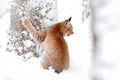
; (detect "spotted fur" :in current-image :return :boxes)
[22,17,74,73]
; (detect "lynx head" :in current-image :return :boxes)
[61,17,74,37]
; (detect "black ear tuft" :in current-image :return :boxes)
[68,16,71,21]
[64,16,72,25]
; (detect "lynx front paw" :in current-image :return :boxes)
[22,18,30,28]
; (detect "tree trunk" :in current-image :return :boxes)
[7,0,57,58]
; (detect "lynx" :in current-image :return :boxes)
[22,17,74,73]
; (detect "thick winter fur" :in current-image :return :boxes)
[22,17,74,73]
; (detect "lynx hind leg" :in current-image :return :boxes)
[65,60,69,70]
[41,56,50,70]
[42,62,49,69]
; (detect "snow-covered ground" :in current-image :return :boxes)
[0,0,92,80]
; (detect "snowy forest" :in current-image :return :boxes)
[0,0,120,80]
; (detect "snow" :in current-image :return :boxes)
[0,0,92,80]
[92,0,120,80]
[23,40,35,48]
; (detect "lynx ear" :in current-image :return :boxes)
[67,16,71,21]
[64,17,72,25]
